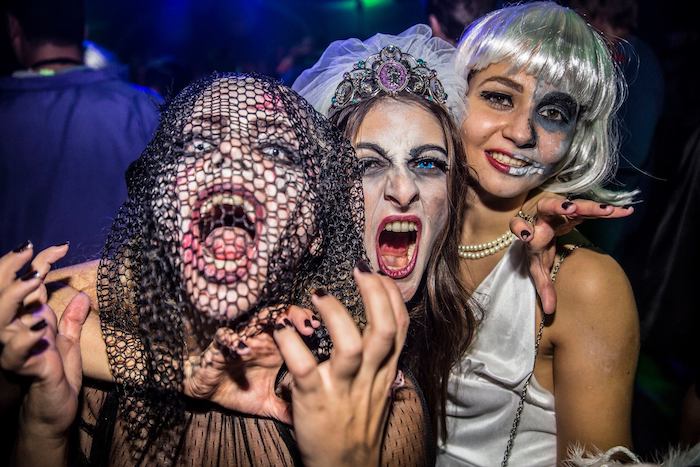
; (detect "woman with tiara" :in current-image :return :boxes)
[438,2,640,465]
[1,73,427,466]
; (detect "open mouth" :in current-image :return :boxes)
[190,184,264,282]
[375,216,421,279]
[486,150,545,177]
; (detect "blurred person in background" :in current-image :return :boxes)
[427,0,496,45]
[0,0,161,265]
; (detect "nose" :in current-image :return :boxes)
[502,109,537,149]
[384,169,419,209]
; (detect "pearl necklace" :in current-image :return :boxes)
[458,231,516,259]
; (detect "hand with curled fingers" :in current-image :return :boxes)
[510,192,634,314]
[183,305,320,424]
[273,261,409,467]
[0,241,90,467]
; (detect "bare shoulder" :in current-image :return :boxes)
[551,247,639,349]
[46,260,99,314]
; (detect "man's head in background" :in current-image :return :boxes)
[5,0,85,68]
[427,0,496,45]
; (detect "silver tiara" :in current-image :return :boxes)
[329,44,448,115]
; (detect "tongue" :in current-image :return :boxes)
[378,232,412,269]
[205,227,250,261]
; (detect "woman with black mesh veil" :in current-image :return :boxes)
[4,73,427,466]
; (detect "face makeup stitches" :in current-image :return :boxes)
[174,79,315,321]
[354,99,449,301]
[462,61,580,198]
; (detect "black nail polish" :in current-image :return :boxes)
[311,287,327,297]
[376,269,388,276]
[304,319,312,328]
[599,204,609,209]
[283,318,293,327]
[53,240,70,247]
[274,322,286,331]
[237,341,247,349]
[623,205,632,209]
[29,339,49,356]
[561,201,573,210]
[520,230,531,239]
[30,319,47,332]
[356,259,372,273]
[311,314,321,323]
[20,270,39,281]
[13,240,32,253]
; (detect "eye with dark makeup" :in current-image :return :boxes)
[536,92,578,125]
[357,156,389,176]
[480,91,513,110]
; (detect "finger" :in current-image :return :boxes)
[0,325,48,372]
[273,325,321,393]
[536,197,577,217]
[57,292,90,342]
[29,243,70,279]
[572,200,634,219]
[311,288,363,380]
[354,268,399,371]
[0,272,42,327]
[510,216,534,242]
[215,327,250,356]
[0,241,34,287]
[279,305,317,336]
[530,257,557,315]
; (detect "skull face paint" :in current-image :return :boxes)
[174,78,317,321]
[461,61,580,199]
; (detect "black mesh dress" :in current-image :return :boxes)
[74,74,431,466]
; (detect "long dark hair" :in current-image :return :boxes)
[331,92,478,444]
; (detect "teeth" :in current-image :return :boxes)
[384,221,418,233]
[201,193,256,223]
[490,151,527,168]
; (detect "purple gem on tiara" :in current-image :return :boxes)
[376,59,409,94]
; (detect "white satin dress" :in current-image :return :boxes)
[437,241,557,467]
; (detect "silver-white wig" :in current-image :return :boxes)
[455,1,638,204]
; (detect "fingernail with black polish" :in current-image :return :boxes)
[30,339,49,356]
[520,230,531,239]
[21,270,39,281]
[53,240,70,247]
[13,240,32,253]
[311,287,327,297]
[274,322,286,331]
[304,319,312,328]
[599,204,609,209]
[623,205,632,209]
[561,201,573,210]
[356,259,372,273]
[30,319,47,332]
[376,269,388,277]
[283,318,293,327]
[237,341,247,350]
[311,314,321,323]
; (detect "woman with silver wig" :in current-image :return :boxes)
[440,2,640,465]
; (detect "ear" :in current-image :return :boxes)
[7,14,23,51]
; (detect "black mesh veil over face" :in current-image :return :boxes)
[97,73,368,463]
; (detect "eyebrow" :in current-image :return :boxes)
[355,142,390,161]
[409,144,447,159]
[479,76,524,93]
[193,113,231,130]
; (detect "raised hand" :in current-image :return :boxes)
[0,242,90,467]
[273,262,408,467]
[183,305,319,423]
[510,194,634,314]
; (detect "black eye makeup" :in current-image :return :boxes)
[534,92,579,131]
[480,91,513,110]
